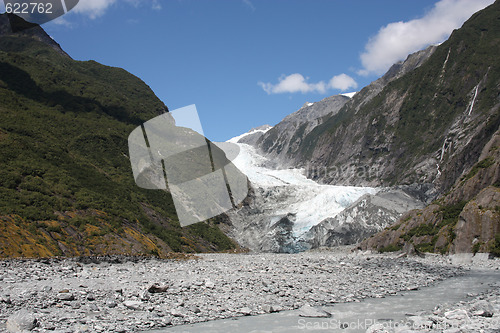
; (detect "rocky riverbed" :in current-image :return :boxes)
[0,250,495,332]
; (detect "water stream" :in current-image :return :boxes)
[150,269,500,333]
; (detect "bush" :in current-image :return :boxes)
[378,244,402,253]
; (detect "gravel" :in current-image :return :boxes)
[0,250,490,332]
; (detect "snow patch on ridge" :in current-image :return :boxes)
[341,92,357,98]
[227,126,273,144]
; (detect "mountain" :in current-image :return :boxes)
[267,2,499,196]
[360,131,499,254]
[228,124,272,146]
[256,95,351,168]
[357,1,500,255]
[230,1,500,255]
[0,14,239,258]
[256,45,437,178]
[221,36,439,253]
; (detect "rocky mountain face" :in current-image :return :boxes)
[256,95,351,168]
[0,14,239,258]
[0,13,70,58]
[281,3,498,196]
[256,45,437,176]
[358,2,500,255]
[301,188,425,249]
[229,2,499,254]
[360,130,499,254]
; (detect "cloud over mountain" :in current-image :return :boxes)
[359,0,494,76]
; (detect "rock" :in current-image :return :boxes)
[189,306,201,313]
[444,309,468,320]
[1,294,12,304]
[365,323,391,333]
[298,304,331,318]
[89,303,99,312]
[262,305,278,313]
[105,299,117,308]
[41,286,52,293]
[205,280,215,289]
[140,290,150,301]
[407,316,433,329]
[169,308,185,317]
[469,300,494,317]
[57,293,75,301]
[123,300,143,310]
[238,307,252,315]
[147,283,169,293]
[6,310,37,332]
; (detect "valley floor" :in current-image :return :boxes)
[0,250,498,332]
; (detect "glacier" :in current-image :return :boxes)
[222,140,378,238]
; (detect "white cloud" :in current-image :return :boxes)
[243,0,255,11]
[359,0,495,76]
[152,0,162,11]
[72,0,161,19]
[73,0,117,19]
[259,73,357,95]
[329,74,358,91]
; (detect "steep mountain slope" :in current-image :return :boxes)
[257,95,350,167]
[287,2,500,197]
[256,45,437,176]
[231,1,500,255]
[360,130,499,254]
[221,31,439,253]
[356,2,500,254]
[0,14,239,258]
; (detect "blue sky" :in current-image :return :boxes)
[1,0,494,141]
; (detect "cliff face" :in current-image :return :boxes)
[263,2,500,202]
[357,1,500,255]
[360,130,499,254]
[257,95,350,168]
[256,45,437,179]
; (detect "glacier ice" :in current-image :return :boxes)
[223,142,378,237]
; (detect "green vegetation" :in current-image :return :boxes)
[464,157,495,180]
[389,223,401,231]
[398,201,467,253]
[472,241,482,254]
[415,242,435,253]
[378,244,402,253]
[0,27,237,256]
[401,223,436,241]
[438,201,467,227]
[490,234,500,257]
